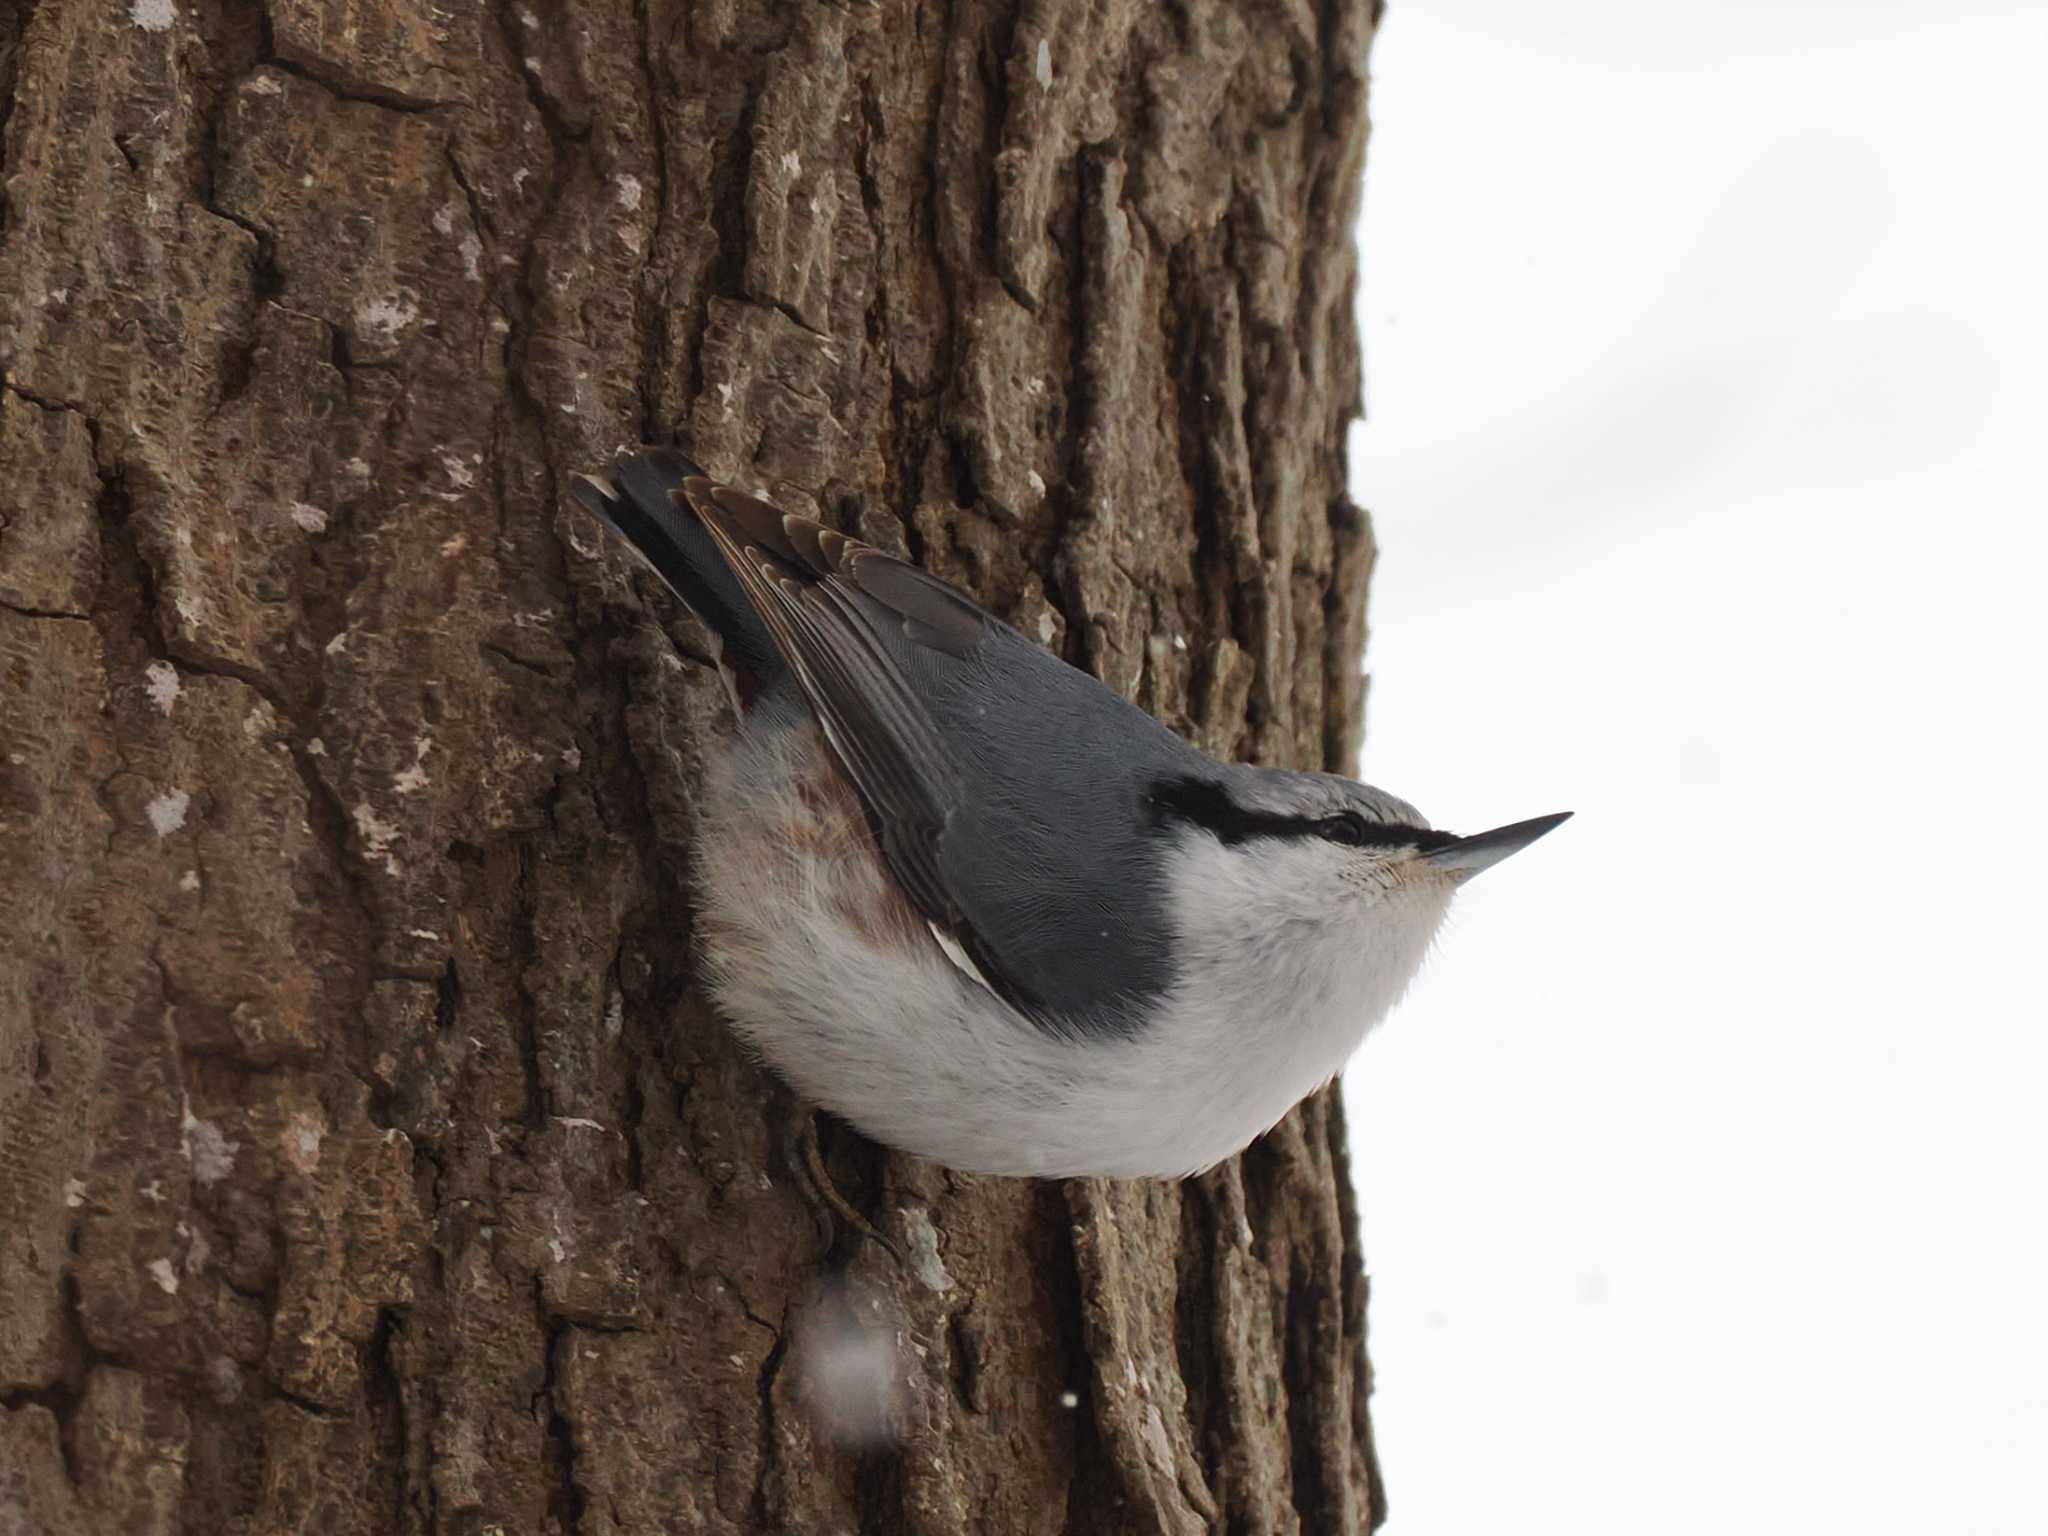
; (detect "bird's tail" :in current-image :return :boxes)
[571,448,784,686]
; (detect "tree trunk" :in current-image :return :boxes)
[0,0,1384,1528]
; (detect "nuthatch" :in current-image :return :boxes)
[573,450,1568,1178]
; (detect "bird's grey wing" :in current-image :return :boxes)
[680,476,1182,1031]
[682,480,970,932]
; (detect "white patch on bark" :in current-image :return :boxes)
[284,1111,324,1173]
[614,173,642,210]
[182,1108,238,1186]
[1035,38,1053,89]
[146,1258,180,1294]
[144,660,181,714]
[353,292,420,344]
[352,804,404,875]
[130,0,175,30]
[288,501,329,533]
[899,1208,953,1294]
[146,790,190,837]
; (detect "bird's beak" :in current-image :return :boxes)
[1420,811,1573,880]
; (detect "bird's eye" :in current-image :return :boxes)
[1320,814,1369,847]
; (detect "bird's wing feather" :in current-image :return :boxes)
[586,457,1193,1032]
[680,478,1076,1017]
[569,450,784,681]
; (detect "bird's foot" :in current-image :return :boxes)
[789,1114,904,1267]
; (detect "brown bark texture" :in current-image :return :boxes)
[0,0,1386,1528]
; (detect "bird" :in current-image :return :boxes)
[571,448,1568,1180]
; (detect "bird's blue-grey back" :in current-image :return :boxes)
[880,617,1212,1029]
[577,452,1216,1035]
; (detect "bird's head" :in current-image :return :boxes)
[1148,768,1570,999]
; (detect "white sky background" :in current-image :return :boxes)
[1339,3,2048,1532]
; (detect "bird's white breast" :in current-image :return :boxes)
[691,702,1448,1177]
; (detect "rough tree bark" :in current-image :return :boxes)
[0,0,1386,1528]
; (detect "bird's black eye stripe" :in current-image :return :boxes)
[1148,776,1451,851]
